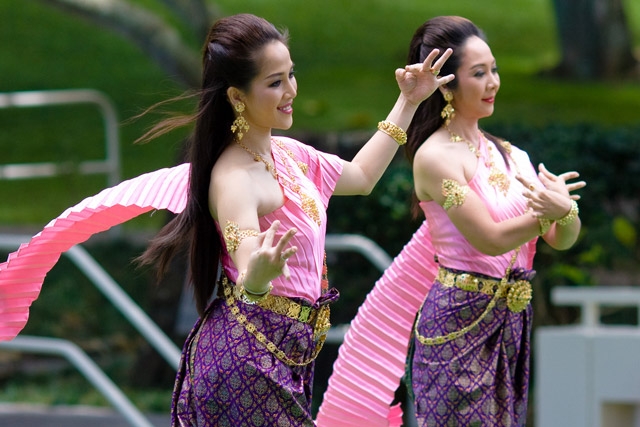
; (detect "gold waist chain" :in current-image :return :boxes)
[222,277,330,366]
[415,248,532,346]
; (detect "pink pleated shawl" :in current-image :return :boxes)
[0,163,190,341]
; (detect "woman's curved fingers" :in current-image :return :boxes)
[261,220,280,248]
[574,180,587,189]
[567,181,587,192]
[431,47,453,70]
[273,227,297,252]
[515,174,537,195]
[437,73,456,86]
[419,48,441,71]
[557,171,580,182]
[416,48,455,85]
[281,261,292,280]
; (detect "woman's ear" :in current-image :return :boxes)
[438,86,449,97]
[226,87,245,108]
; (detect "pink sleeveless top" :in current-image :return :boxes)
[420,137,539,278]
[218,136,343,304]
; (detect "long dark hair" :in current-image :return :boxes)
[404,16,508,216]
[136,14,289,315]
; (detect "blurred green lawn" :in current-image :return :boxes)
[0,0,639,226]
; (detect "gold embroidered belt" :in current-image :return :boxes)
[414,267,533,346]
[437,267,532,313]
[221,277,332,366]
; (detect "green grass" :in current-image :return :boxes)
[1,0,639,226]
[0,370,171,413]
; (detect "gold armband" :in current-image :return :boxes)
[557,200,579,226]
[442,179,469,210]
[223,221,259,252]
[377,120,407,145]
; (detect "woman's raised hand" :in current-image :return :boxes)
[242,220,297,290]
[396,48,455,106]
[537,163,586,201]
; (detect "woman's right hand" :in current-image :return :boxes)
[518,163,586,221]
[396,48,455,106]
[242,220,297,292]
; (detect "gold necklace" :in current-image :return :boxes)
[446,126,511,195]
[234,138,320,225]
[235,139,277,180]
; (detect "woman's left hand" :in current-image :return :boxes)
[396,48,455,106]
[537,163,586,201]
[517,163,586,220]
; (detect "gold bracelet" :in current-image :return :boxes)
[557,200,579,226]
[538,218,552,235]
[237,272,273,304]
[242,283,273,304]
[377,120,407,145]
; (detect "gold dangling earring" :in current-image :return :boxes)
[441,91,455,127]
[231,102,250,141]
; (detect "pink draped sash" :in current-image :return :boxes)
[316,221,438,426]
[0,163,190,341]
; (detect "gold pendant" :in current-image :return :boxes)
[488,168,510,195]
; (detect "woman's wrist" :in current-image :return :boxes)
[238,271,273,303]
[387,94,419,126]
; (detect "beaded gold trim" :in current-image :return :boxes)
[557,200,579,226]
[222,277,330,366]
[442,179,469,210]
[415,248,532,346]
[272,139,320,225]
[273,139,309,175]
[377,120,407,145]
[223,221,259,252]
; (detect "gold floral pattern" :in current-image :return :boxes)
[223,220,259,252]
[442,179,469,210]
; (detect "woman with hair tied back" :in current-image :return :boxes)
[316,15,586,427]
[133,13,454,426]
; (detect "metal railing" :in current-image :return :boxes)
[0,235,180,426]
[0,89,120,187]
[552,286,640,328]
[0,336,155,427]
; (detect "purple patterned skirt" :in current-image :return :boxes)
[410,269,533,427]
[171,285,339,427]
